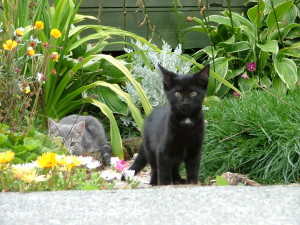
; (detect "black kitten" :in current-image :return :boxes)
[124,64,209,185]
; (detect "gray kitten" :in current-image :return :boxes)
[48,115,112,165]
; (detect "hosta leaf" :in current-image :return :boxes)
[247,1,265,25]
[266,1,293,31]
[260,76,272,88]
[211,57,229,94]
[274,57,297,90]
[238,76,259,92]
[272,76,287,94]
[257,40,279,55]
[219,41,250,53]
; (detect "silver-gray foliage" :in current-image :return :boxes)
[124,41,193,108]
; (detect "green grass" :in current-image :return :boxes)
[201,88,300,184]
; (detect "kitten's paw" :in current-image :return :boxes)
[187,180,198,185]
[149,181,158,186]
[121,174,126,181]
[174,178,186,185]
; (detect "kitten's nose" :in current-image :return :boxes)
[182,99,190,106]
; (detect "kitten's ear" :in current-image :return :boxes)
[158,64,177,90]
[193,64,210,87]
[72,121,85,136]
[48,118,61,135]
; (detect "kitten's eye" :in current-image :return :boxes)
[70,142,76,147]
[174,92,182,97]
[190,91,197,97]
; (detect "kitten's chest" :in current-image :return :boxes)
[167,123,203,145]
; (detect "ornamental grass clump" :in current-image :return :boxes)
[201,89,300,184]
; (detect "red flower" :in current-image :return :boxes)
[247,62,256,72]
[233,91,240,97]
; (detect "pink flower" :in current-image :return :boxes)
[241,73,249,79]
[233,91,240,97]
[114,160,129,172]
[247,62,256,72]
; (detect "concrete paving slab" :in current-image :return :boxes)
[0,185,300,225]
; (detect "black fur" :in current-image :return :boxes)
[124,64,209,185]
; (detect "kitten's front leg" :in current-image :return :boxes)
[157,151,172,185]
[185,155,201,184]
[102,144,112,166]
[172,162,186,184]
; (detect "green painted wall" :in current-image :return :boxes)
[77,0,247,50]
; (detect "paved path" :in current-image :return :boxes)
[1,185,300,225]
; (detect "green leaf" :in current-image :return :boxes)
[272,76,287,94]
[92,81,144,132]
[258,51,270,73]
[82,185,100,190]
[0,124,10,130]
[257,40,279,55]
[185,26,206,33]
[219,41,250,53]
[97,54,152,116]
[212,57,229,94]
[87,87,128,115]
[25,153,39,162]
[12,145,27,155]
[274,57,297,90]
[98,60,129,82]
[228,12,254,31]
[238,76,259,92]
[269,23,300,41]
[216,176,229,186]
[23,137,41,151]
[179,55,241,95]
[266,1,293,32]
[88,99,124,159]
[247,5,258,24]
[209,14,240,27]
[11,157,24,164]
[282,5,297,26]
[200,46,221,58]
[264,0,284,14]
[279,42,300,58]
[0,133,8,145]
[260,76,272,88]
[204,96,221,107]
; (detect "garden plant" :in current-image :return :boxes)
[187,0,300,96]
[0,0,299,192]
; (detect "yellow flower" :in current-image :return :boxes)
[50,52,59,61]
[0,150,15,164]
[3,40,18,51]
[37,152,58,168]
[56,155,83,170]
[15,28,24,37]
[50,29,61,39]
[21,85,30,94]
[35,21,44,30]
[26,47,35,56]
